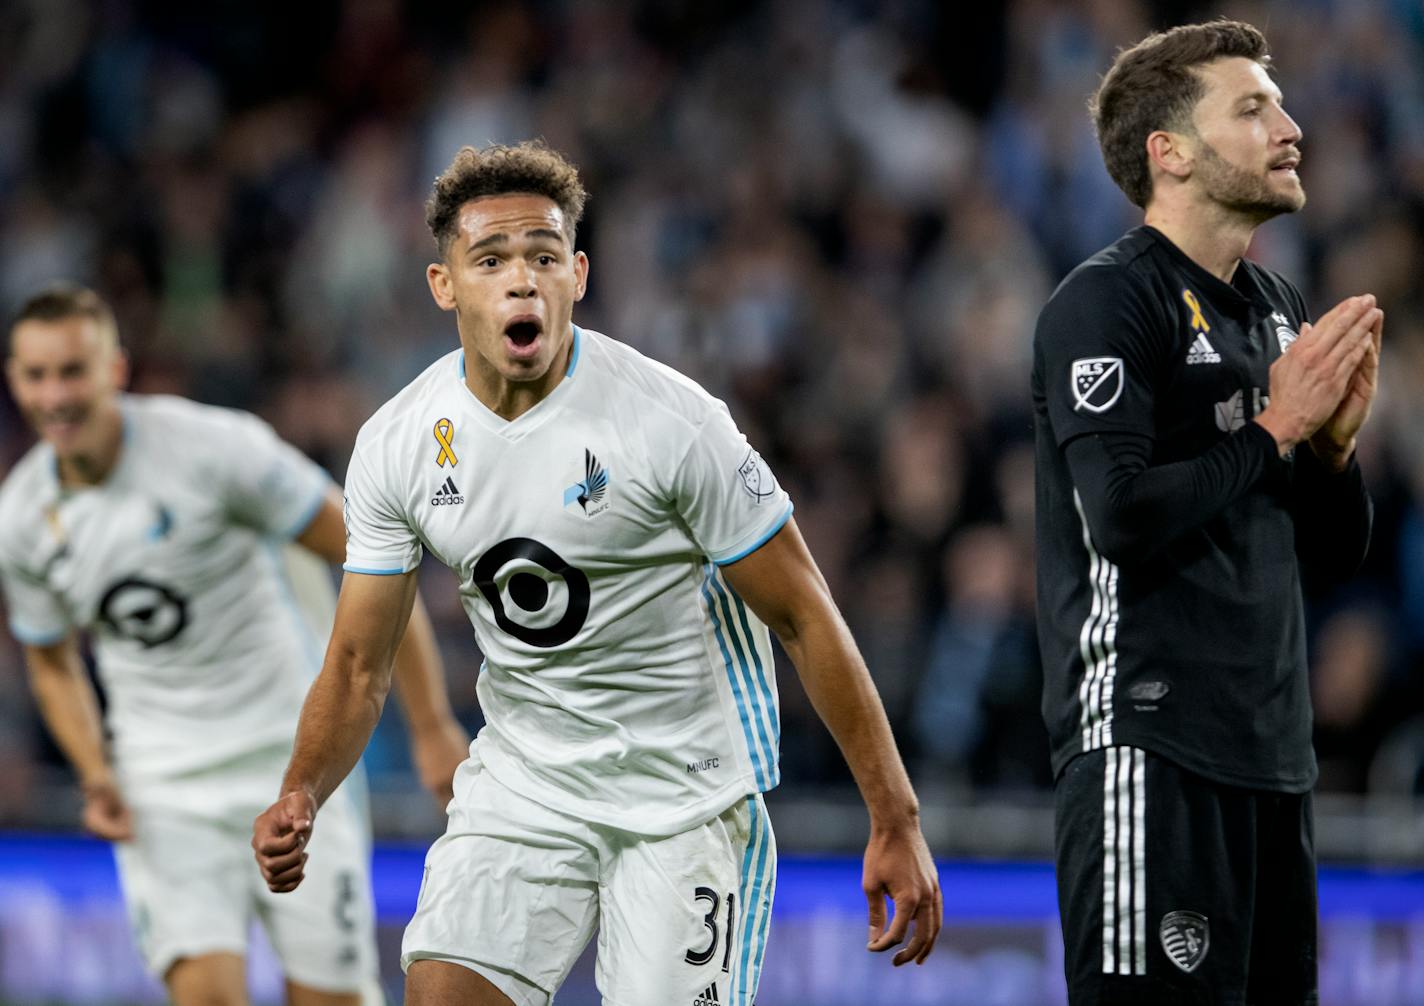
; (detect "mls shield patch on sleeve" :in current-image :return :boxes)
[1071,357,1124,413]
[737,449,777,502]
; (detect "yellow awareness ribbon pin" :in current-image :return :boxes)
[433,418,458,467]
[1182,289,1210,332]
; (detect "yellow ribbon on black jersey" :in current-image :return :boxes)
[1182,289,1211,333]
[433,418,458,468]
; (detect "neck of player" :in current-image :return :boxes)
[463,329,574,422]
[1144,199,1258,285]
[56,406,123,487]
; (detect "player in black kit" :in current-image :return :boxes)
[1032,21,1380,1006]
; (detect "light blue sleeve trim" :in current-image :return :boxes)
[342,564,411,576]
[9,620,70,646]
[712,501,795,567]
[566,325,582,376]
[280,484,330,541]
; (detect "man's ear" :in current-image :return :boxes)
[573,251,589,302]
[427,261,456,311]
[112,348,130,390]
[1147,129,1194,183]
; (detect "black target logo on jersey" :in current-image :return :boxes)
[97,576,189,648]
[472,538,589,648]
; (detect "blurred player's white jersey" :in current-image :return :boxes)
[0,394,332,784]
[343,327,792,835]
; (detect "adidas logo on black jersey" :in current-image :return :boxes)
[1185,333,1221,365]
[430,476,464,506]
[693,982,721,1005]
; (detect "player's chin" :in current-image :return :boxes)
[1268,173,1306,209]
[500,356,557,383]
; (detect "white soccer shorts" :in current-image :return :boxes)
[401,751,776,1006]
[113,747,379,993]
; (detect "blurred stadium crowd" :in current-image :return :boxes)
[2,0,1424,829]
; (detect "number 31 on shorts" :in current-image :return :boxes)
[684,886,735,971]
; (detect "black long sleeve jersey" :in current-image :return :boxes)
[1032,226,1372,792]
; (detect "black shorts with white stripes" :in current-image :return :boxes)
[1054,746,1318,1006]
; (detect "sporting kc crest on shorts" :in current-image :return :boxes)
[1071,357,1124,413]
[1160,910,1210,973]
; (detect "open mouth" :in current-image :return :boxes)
[504,317,543,353]
[42,411,86,436]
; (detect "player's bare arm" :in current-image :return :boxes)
[720,517,942,967]
[295,490,469,803]
[23,636,133,841]
[253,568,419,892]
[1253,294,1380,458]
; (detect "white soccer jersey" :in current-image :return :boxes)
[0,395,333,783]
[343,327,792,836]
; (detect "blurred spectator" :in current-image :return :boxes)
[1311,604,1402,793]
[913,524,1046,789]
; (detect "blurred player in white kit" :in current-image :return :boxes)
[252,141,941,1006]
[0,284,470,1006]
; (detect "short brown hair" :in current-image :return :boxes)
[9,283,119,353]
[425,140,589,258]
[1091,20,1270,208]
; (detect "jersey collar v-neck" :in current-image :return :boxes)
[48,394,138,496]
[453,325,585,440]
[1142,225,1274,322]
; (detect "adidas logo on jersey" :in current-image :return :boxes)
[693,982,721,1005]
[430,476,464,506]
[1185,333,1221,365]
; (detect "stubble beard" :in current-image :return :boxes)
[1195,139,1306,223]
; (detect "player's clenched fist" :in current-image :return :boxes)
[252,790,317,893]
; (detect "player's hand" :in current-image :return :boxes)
[410,719,471,806]
[863,818,942,966]
[252,790,317,893]
[80,775,133,842]
[1255,295,1379,453]
[1310,305,1382,470]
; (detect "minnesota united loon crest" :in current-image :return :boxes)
[563,449,611,516]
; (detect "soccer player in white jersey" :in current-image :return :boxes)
[253,141,942,1006]
[0,284,471,1006]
